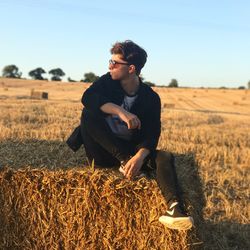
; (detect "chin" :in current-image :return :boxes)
[110,74,120,80]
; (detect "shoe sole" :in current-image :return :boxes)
[159,215,194,230]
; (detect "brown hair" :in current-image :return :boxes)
[110,40,147,75]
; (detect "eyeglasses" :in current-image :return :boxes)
[109,59,129,66]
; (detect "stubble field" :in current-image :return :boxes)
[0,78,249,249]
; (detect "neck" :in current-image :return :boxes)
[120,74,140,95]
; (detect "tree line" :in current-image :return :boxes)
[1,64,100,83]
[1,64,163,86]
[3,64,249,89]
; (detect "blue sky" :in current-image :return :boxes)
[0,0,249,87]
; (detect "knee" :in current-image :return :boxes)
[81,108,95,124]
[156,150,174,164]
[81,109,104,130]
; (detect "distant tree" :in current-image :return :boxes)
[139,75,155,86]
[238,86,245,89]
[168,79,178,88]
[82,72,99,82]
[68,77,77,82]
[248,81,250,89]
[144,81,155,87]
[2,64,22,78]
[49,68,65,81]
[29,67,46,80]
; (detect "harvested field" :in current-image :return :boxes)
[0,78,249,249]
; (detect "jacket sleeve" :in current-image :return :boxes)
[136,92,161,152]
[66,125,83,152]
[81,74,111,115]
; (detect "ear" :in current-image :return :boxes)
[128,65,136,74]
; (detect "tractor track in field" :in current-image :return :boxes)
[163,107,250,117]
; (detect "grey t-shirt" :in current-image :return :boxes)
[105,94,138,140]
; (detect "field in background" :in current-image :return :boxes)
[0,78,249,249]
[1,78,250,114]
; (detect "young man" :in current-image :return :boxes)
[67,40,194,230]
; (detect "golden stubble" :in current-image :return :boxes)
[0,78,249,249]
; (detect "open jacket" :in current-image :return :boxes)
[67,72,161,153]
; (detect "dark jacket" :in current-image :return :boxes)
[67,72,161,153]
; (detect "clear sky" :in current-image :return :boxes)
[0,0,249,87]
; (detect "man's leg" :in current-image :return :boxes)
[153,151,180,204]
[150,150,194,230]
[81,121,119,167]
[81,109,133,166]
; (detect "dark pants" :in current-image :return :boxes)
[81,109,180,205]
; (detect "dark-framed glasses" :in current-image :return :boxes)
[109,59,129,66]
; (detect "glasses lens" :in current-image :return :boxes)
[109,59,129,66]
[109,59,115,65]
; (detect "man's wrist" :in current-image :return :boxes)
[116,106,125,116]
[135,148,150,160]
[101,102,123,116]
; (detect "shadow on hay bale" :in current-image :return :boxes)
[0,139,87,169]
[0,152,205,250]
[30,89,48,100]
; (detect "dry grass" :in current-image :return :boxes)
[0,78,249,249]
[0,167,201,249]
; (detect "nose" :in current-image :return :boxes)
[109,63,114,70]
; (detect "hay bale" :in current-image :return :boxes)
[0,167,197,249]
[207,115,224,124]
[163,103,175,109]
[31,89,48,100]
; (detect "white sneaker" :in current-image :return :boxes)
[159,202,194,230]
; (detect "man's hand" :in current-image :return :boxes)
[100,102,141,130]
[123,155,144,179]
[118,109,141,130]
[123,148,150,179]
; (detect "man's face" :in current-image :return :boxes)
[109,54,131,81]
